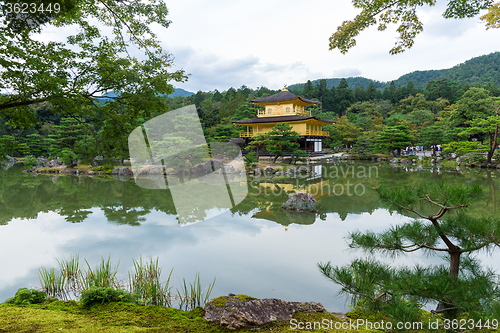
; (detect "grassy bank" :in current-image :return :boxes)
[0,301,374,333]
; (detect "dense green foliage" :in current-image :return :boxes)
[80,287,137,308]
[4,288,48,305]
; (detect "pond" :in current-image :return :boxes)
[1,162,499,312]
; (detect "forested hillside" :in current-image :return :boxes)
[2,49,500,166]
[290,77,386,90]
[2,72,500,165]
[291,52,500,91]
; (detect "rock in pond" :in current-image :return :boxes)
[264,166,275,174]
[204,294,325,330]
[112,167,133,175]
[297,165,309,174]
[281,192,316,212]
[22,166,38,173]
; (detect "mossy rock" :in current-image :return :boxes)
[209,294,258,307]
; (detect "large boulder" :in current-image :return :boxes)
[264,166,275,174]
[112,167,133,175]
[204,294,325,330]
[282,192,316,212]
[22,166,38,173]
[217,164,236,174]
[191,160,224,175]
[297,165,309,174]
[139,166,164,175]
[48,157,63,167]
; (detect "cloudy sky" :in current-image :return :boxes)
[36,0,500,93]
[154,0,500,93]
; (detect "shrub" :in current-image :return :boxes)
[80,287,137,307]
[461,152,487,164]
[60,148,77,167]
[4,288,47,305]
[493,150,500,161]
[243,151,258,169]
[22,155,38,166]
[91,165,115,173]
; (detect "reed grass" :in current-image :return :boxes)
[38,267,66,298]
[36,255,215,309]
[80,255,119,290]
[56,255,80,295]
[176,273,216,311]
[128,256,173,307]
[57,255,79,281]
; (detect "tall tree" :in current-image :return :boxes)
[314,79,328,108]
[366,82,378,100]
[0,0,187,160]
[353,85,367,102]
[233,101,258,121]
[302,80,314,99]
[387,81,397,104]
[334,79,355,116]
[406,81,417,97]
[426,79,459,103]
[449,87,492,127]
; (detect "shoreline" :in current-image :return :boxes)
[17,153,500,177]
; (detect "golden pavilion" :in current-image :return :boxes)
[232,87,334,152]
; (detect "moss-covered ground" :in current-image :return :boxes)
[2,301,500,332]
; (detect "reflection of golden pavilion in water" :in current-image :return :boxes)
[232,87,334,152]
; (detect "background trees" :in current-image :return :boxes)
[1,40,499,164]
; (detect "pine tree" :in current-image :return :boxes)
[366,82,377,100]
[302,80,315,99]
[49,117,86,167]
[377,124,412,156]
[335,79,355,116]
[318,182,500,321]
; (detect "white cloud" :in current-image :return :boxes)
[332,68,362,77]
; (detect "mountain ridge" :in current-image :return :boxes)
[289,51,500,91]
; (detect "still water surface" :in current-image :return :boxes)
[0,163,499,311]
